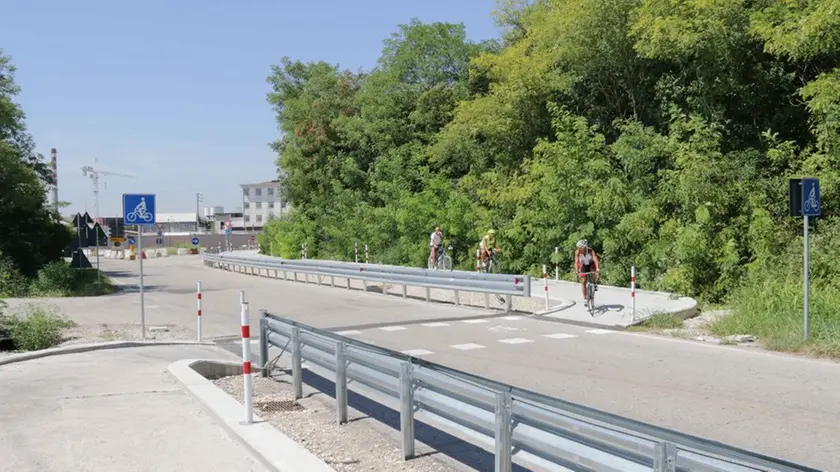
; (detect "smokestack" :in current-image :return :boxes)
[50,148,58,212]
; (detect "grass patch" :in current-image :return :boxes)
[709,274,840,358]
[628,312,684,331]
[1,304,76,351]
[28,262,117,297]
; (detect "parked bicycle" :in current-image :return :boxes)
[428,245,454,271]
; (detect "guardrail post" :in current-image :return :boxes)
[331,275,335,287]
[484,293,490,309]
[454,290,460,305]
[402,284,407,299]
[494,391,512,472]
[291,327,302,400]
[505,297,512,313]
[654,442,677,472]
[259,310,268,378]
[425,287,430,302]
[400,362,415,459]
[335,341,348,424]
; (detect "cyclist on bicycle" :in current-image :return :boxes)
[480,229,499,267]
[574,239,600,300]
[430,226,443,265]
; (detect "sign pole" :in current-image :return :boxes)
[138,227,146,340]
[803,214,809,341]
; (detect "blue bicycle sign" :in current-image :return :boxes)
[802,178,820,217]
[123,194,156,225]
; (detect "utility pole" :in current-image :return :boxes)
[195,192,203,233]
[81,161,135,279]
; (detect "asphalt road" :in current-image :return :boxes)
[15,255,837,471]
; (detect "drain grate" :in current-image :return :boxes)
[254,400,304,412]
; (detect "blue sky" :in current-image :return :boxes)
[2,0,499,217]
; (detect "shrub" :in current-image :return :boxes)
[7,304,75,351]
[0,254,29,297]
[29,261,77,296]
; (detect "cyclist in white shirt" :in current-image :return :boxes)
[574,239,601,300]
[430,227,443,266]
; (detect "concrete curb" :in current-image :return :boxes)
[0,340,215,367]
[167,359,336,472]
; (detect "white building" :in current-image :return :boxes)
[241,180,289,229]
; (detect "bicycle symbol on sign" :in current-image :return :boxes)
[126,197,154,223]
[804,186,820,214]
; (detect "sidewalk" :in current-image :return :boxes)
[0,344,266,472]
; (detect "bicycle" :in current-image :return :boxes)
[578,271,597,315]
[428,245,453,271]
[480,250,500,274]
[126,208,153,223]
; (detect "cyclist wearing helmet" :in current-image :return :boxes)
[574,239,600,300]
[480,229,498,266]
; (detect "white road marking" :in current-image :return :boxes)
[451,343,486,350]
[498,338,534,344]
[335,330,363,335]
[543,333,578,340]
[500,316,523,321]
[585,329,616,335]
[401,349,434,356]
[461,319,489,324]
[422,322,450,327]
[379,326,407,332]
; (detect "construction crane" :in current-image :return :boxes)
[81,160,136,225]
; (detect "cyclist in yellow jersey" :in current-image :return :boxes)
[480,229,498,266]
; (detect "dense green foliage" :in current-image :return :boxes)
[0,51,72,289]
[263,1,838,310]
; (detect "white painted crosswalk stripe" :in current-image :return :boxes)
[401,349,434,356]
[335,330,363,335]
[585,329,616,335]
[379,326,407,331]
[451,343,486,350]
[461,319,489,324]
[500,316,523,321]
[498,338,534,344]
[422,322,450,327]
[543,333,578,340]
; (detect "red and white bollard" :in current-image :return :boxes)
[196,281,203,342]
[554,247,559,280]
[241,300,253,424]
[631,266,637,321]
[543,264,549,310]
[354,242,358,263]
[364,244,369,264]
[476,249,481,272]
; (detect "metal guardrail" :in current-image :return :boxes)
[257,312,818,472]
[202,252,531,311]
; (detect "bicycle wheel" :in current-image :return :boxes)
[587,280,595,315]
[126,212,137,223]
[442,255,453,271]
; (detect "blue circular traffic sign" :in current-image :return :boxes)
[128,236,136,245]
[191,237,199,246]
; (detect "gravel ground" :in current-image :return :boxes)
[213,373,465,472]
[652,310,758,346]
[59,323,196,345]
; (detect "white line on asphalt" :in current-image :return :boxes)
[450,343,486,350]
[500,316,523,321]
[422,322,450,327]
[335,330,363,335]
[543,333,578,340]
[401,349,434,356]
[461,319,489,324]
[379,326,408,331]
[585,329,616,335]
[498,338,534,344]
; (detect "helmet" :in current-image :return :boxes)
[576,239,588,249]
[488,229,496,234]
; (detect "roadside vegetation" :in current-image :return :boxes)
[0,303,75,351]
[257,1,839,356]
